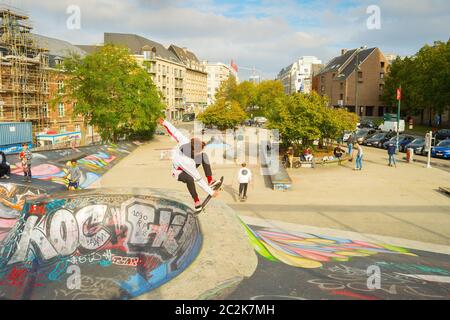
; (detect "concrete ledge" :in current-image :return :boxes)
[135,189,258,300]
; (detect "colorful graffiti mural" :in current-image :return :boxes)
[0,190,201,300]
[7,142,138,189]
[243,224,417,269]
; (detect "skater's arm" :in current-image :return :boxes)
[160,119,190,145]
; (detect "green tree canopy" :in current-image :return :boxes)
[197,99,247,130]
[53,44,165,142]
[382,40,450,125]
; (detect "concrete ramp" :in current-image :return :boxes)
[0,189,201,300]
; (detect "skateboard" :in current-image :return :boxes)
[196,176,224,214]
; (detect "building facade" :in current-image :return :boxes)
[0,8,94,146]
[104,33,187,120]
[205,62,238,105]
[314,47,390,118]
[277,56,323,95]
[168,45,207,115]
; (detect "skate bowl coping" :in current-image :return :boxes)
[0,188,202,300]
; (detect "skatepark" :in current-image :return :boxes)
[1,130,450,300]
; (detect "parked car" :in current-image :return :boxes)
[254,117,267,126]
[404,137,426,155]
[364,132,395,148]
[357,119,375,129]
[431,139,450,159]
[382,135,415,150]
[354,128,377,144]
[342,131,353,143]
[433,129,450,143]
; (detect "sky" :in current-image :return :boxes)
[4,0,450,80]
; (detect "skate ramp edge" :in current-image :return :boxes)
[0,188,202,300]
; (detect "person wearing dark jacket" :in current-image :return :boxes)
[0,151,11,179]
[387,143,397,167]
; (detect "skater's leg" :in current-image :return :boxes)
[178,171,199,201]
[243,183,248,198]
[196,152,216,185]
[239,183,244,198]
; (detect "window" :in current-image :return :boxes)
[42,103,49,118]
[380,72,385,79]
[381,62,385,68]
[332,73,336,78]
[379,84,385,91]
[60,125,67,133]
[378,106,385,117]
[143,51,150,60]
[321,85,325,92]
[57,80,64,94]
[340,82,344,90]
[58,103,65,117]
[21,106,29,119]
[75,124,81,132]
[340,93,344,100]
[321,76,324,82]
[358,71,363,79]
[365,106,374,117]
[43,80,48,93]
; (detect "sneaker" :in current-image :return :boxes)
[209,179,221,189]
[4,175,10,180]
[194,200,202,213]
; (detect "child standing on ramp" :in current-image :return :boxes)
[159,118,221,213]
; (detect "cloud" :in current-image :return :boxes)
[6,0,449,79]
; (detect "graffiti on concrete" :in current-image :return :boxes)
[307,263,450,299]
[8,143,137,189]
[0,183,46,217]
[0,191,201,300]
[244,224,416,269]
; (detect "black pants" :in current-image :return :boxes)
[23,165,32,178]
[178,153,212,201]
[0,164,10,177]
[239,183,248,198]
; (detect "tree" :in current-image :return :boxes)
[267,91,358,149]
[267,92,325,148]
[234,81,257,113]
[256,80,285,118]
[382,40,450,125]
[52,44,165,142]
[197,99,247,130]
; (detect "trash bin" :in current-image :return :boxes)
[406,148,414,163]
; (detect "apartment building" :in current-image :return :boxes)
[205,62,238,105]
[168,45,207,115]
[104,33,187,120]
[0,7,93,146]
[30,34,90,140]
[277,56,323,95]
[314,47,390,117]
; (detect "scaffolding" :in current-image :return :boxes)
[0,5,49,137]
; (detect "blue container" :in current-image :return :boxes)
[0,122,33,146]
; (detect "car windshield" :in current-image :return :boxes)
[356,130,369,137]
[437,140,450,147]
[371,133,384,139]
[411,138,424,144]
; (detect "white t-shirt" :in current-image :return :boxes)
[238,167,252,184]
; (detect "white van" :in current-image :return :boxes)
[379,120,405,133]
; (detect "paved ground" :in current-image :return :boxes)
[95,123,450,299]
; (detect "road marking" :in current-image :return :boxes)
[239,215,450,256]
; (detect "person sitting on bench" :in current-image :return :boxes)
[333,144,346,163]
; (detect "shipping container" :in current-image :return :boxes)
[0,122,33,146]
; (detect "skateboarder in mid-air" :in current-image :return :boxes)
[159,118,221,213]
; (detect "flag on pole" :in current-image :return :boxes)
[396,87,402,101]
[231,60,238,73]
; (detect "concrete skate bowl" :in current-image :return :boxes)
[6,142,140,189]
[0,189,202,300]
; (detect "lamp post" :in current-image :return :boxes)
[396,86,402,151]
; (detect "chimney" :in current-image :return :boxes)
[341,49,347,55]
